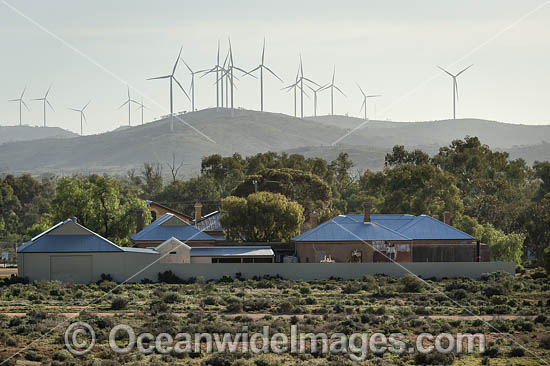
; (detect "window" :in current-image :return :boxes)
[253,258,273,263]
[170,251,177,255]
[243,258,254,263]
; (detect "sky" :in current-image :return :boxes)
[0,0,549,135]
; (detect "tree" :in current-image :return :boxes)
[534,161,550,199]
[52,175,150,245]
[140,163,163,198]
[0,178,21,238]
[220,192,304,242]
[232,168,331,221]
[166,153,185,183]
[154,176,221,217]
[201,153,246,196]
[385,145,430,167]
[359,163,463,216]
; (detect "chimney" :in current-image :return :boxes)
[443,211,451,225]
[194,201,203,223]
[363,202,371,223]
[135,208,144,233]
[71,216,78,224]
[310,211,320,228]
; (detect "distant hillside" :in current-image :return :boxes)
[1,109,549,177]
[309,116,550,149]
[0,126,77,145]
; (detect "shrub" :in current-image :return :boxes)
[540,335,550,349]
[24,350,43,362]
[203,296,219,306]
[162,292,182,304]
[224,297,243,313]
[401,274,424,292]
[482,346,499,358]
[278,301,296,314]
[111,296,128,310]
[342,282,362,294]
[299,286,312,295]
[509,347,525,357]
[52,350,71,361]
[202,352,241,366]
[305,296,317,305]
[483,282,508,298]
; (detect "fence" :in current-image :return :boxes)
[0,239,19,266]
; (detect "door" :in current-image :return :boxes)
[50,255,93,283]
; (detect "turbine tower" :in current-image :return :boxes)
[320,66,346,116]
[282,56,317,119]
[117,86,139,126]
[69,101,91,136]
[306,83,327,117]
[218,38,250,110]
[9,87,29,126]
[135,98,149,125]
[437,64,473,120]
[31,85,54,127]
[147,46,190,132]
[243,38,283,112]
[357,84,381,121]
[181,58,208,112]
[202,40,223,109]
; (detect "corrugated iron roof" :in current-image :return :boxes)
[130,213,215,242]
[194,211,223,232]
[294,213,473,242]
[190,246,274,257]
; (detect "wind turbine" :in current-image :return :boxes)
[181,58,208,112]
[147,46,190,131]
[306,83,327,117]
[69,101,91,136]
[357,84,381,121]
[9,87,29,126]
[117,86,139,126]
[243,38,283,112]
[202,40,223,108]
[31,85,54,127]
[135,98,149,125]
[319,66,346,116]
[437,64,473,120]
[282,56,317,118]
[218,38,250,110]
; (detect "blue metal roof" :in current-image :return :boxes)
[131,213,215,242]
[294,213,473,242]
[190,246,274,257]
[293,216,411,242]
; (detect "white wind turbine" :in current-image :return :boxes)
[357,84,381,121]
[437,64,473,120]
[319,66,346,116]
[147,46,190,131]
[69,101,91,136]
[9,87,29,126]
[31,85,54,127]
[180,58,209,112]
[117,86,139,126]
[282,56,318,119]
[135,98,149,125]
[242,38,283,112]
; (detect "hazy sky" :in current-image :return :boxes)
[1,0,549,135]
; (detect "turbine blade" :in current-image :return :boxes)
[172,46,183,75]
[22,100,30,111]
[454,80,459,100]
[242,65,260,77]
[456,64,474,77]
[356,83,366,97]
[367,95,382,98]
[181,58,193,73]
[117,100,130,109]
[303,77,320,87]
[261,37,265,64]
[68,108,80,112]
[173,76,191,101]
[263,65,283,82]
[437,65,454,77]
[20,86,26,99]
[46,99,55,111]
[45,84,52,97]
[83,112,88,125]
[147,75,171,80]
[360,100,365,113]
[332,65,336,83]
[334,85,346,97]
[83,100,91,110]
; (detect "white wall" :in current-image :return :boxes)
[18,252,515,283]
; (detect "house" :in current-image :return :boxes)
[293,205,489,263]
[156,237,274,263]
[131,213,216,248]
[145,200,193,223]
[17,218,157,283]
[194,210,225,241]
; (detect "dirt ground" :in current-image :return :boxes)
[0,267,17,277]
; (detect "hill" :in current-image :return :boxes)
[1,109,549,177]
[0,125,77,145]
[309,116,550,148]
